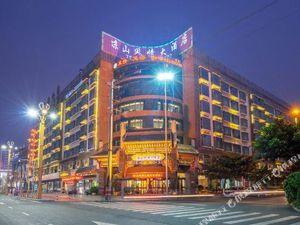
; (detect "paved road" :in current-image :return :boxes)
[0,195,299,225]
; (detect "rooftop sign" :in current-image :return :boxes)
[101,28,193,59]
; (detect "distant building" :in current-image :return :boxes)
[33,28,289,195]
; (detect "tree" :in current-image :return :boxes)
[205,152,255,181]
[254,118,300,162]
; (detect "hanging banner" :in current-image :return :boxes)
[101,27,193,59]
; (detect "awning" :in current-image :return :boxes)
[125,165,167,179]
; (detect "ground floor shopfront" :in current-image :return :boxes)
[60,166,97,194]
[92,141,200,195]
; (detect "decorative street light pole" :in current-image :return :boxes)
[157,72,174,195]
[27,102,57,199]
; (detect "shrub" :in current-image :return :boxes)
[90,186,99,194]
[283,172,300,209]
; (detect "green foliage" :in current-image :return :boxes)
[90,186,99,194]
[205,153,255,180]
[254,118,300,161]
[283,172,300,209]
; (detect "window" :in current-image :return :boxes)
[232,129,240,138]
[153,118,163,129]
[241,132,249,141]
[240,104,247,114]
[211,73,220,85]
[213,121,222,132]
[168,103,181,113]
[88,104,95,116]
[231,100,239,111]
[233,144,241,153]
[89,88,95,101]
[200,68,209,80]
[212,105,222,117]
[120,102,144,112]
[214,137,223,149]
[241,118,248,128]
[223,111,230,122]
[239,91,246,101]
[88,121,95,133]
[130,119,143,129]
[201,118,211,130]
[201,84,209,97]
[212,90,222,102]
[202,135,211,146]
[224,126,231,136]
[88,137,94,149]
[231,115,240,125]
[221,82,229,92]
[222,96,230,107]
[242,146,250,155]
[230,86,238,97]
[224,142,232,151]
[200,101,210,113]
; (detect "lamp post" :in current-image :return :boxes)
[106,79,115,201]
[1,142,15,195]
[27,102,57,199]
[157,72,174,195]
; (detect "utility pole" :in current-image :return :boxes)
[106,79,115,201]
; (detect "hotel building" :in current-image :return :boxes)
[33,28,289,194]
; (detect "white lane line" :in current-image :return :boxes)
[188,211,244,220]
[92,221,117,225]
[289,223,300,225]
[175,209,221,217]
[249,216,300,225]
[8,206,13,209]
[133,206,191,212]
[213,212,260,221]
[150,207,198,214]
[22,212,30,216]
[162,209,213,216]
[31,200,41,204]
[224,214,279,224]
[0,202,5,205]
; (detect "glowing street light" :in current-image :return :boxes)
[156,71,174,195]
[291,107,300,125]
[27,102,57,199]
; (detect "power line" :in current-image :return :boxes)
[202,0,279,43]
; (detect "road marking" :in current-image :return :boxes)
[22,212,30,216]
[162,209,214,216]
[249,216,300,225]
[150,207,198,214]
[289,223,300,225]
[213,212,260,221]
[224,214,279,224]
[92,221,117,225]
[8,206,13,209]
[175,209,222,217]
[0,202,5,205]
[188,211,243,220]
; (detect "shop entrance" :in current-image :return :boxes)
[125,179,166,194]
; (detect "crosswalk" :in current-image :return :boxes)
[79,202,300,224]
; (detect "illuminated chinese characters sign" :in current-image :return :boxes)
[102,28,193,59]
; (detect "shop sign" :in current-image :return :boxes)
[102,28,193,59]
[132,154,164,162]
[132,173,163,179]
[124,141,172,154]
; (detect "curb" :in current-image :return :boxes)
[291,204,300,213]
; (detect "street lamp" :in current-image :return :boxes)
[1,141,15,195]
[291,108,300,125]
[157,71,174,195]
[27,102,56,199]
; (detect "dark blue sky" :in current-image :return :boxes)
[0,0,299,145]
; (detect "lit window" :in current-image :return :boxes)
[130,119,143,129]
[200,68,209,80]
[200,101,210,113]
[201,84,209,97]
[168,103,181,113]
[201,118,211,130]
[153,118,163,129]
[120,102,144,112]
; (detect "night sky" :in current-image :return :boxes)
[0,0,299,145]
